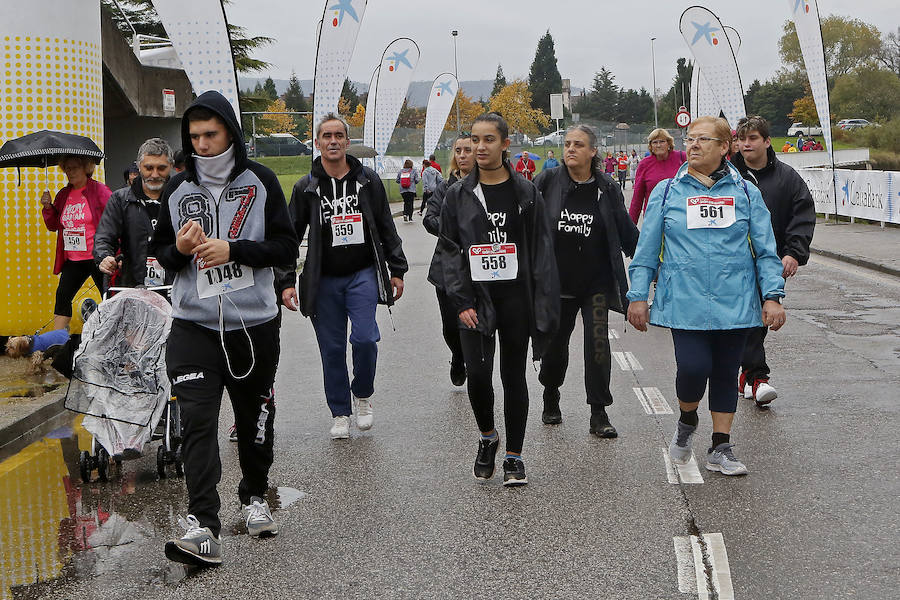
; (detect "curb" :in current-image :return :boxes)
[0,390,68,458]
[810,246,900,279]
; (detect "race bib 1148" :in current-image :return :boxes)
[196,260,254,299]
[686,196,736,229]
[468,243,519,282]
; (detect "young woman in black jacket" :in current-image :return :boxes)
[423,134,473,386]
[438,112,559,486]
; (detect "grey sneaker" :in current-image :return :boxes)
[242,496,279,538]
[668,420,697,465]
[706,443,748,476]
[164,515,222,566]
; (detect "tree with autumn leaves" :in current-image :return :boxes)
[489,80,549,136]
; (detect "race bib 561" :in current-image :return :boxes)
[686,196,736,229]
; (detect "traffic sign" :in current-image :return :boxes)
[675,108,691,128]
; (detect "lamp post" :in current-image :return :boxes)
[650,37,658,129]
[452,29,460,135]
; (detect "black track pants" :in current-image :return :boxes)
[436,288,463,366]
[459,293,531,453]
[167,317,280,536]
[539,292,612,407]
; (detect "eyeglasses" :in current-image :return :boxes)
[685,136,721,145]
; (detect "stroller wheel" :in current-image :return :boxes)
[174,446,184,477]
[157,445,168,479]
[79,451,92,483]
[96,447,110,482]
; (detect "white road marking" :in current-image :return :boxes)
[608,328,619,339]
[662,449,704,484]
[633,386,672,414]
[673,533,735,599]
[613,351,642,370]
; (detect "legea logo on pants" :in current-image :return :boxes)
[174,372,205,385]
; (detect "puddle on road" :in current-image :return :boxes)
[1,421,308,599]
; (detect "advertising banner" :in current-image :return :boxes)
[311,0,367,157]
[362,66,379,169]
[787,0,834,158]
[680,6,746,129]
[423,73,458,159]
[151,0,241,121]
[0,0,105,334]
[797,168,899,223]
[692,26,741,120]
[371,38,420,170]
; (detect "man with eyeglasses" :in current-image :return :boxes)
[732,116,815,407]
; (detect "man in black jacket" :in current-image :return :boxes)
[152,91,298,567]
[94,137,174,287]
[733,116,815,406]
[533,125,639,437]
[279,113,407,441]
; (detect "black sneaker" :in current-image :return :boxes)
[228,424,238,443]
[542,388,562,424]
[474,436,499,479]
[502,457,528,487]
[449,360,466,386]
[589,408,618,438]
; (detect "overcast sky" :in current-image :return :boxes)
[226,0,897,94]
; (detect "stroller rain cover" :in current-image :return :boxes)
[65,289,172,455]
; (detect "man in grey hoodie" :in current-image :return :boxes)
[151,91,298,567]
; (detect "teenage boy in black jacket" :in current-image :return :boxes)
[733,115,815,407]
[152,91,298,567]
[278,113,407,441]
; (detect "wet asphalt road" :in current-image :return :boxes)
[3,208,899,599]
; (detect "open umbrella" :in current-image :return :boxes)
[346,144,377,159]
[514,151,540,160]
[0,130,104,185]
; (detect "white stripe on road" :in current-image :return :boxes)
[613,351,642,371]
[662,449,704,484]
[608,328,619,339]
[633,387,673,414]
[673,533,735,599]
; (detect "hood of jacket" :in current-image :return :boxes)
[180,91,247,183]
[730,145,777,178]
[309,153,364,185]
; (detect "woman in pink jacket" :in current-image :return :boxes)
[40,155,112,329]
[628,129,687,225]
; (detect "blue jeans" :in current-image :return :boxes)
[311,267,381,417]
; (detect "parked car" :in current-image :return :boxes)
[840,119,874,131]
[535,129,566,146]
[252,133,311,157]
[787,123,824,136]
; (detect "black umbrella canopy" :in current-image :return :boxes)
[0,130,104,169]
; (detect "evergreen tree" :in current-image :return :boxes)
[491,64,508,98]
[527,31,563,115]
[576,67,619,121]
[284,71,307,112]
[745,77,805,135]
[262,77,278,101]
[341,78,360,114]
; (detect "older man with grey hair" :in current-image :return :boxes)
[94,137,174,287]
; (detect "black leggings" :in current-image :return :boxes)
[401,192,415,218]
[55,259,104,317]
[539,292,612,407]
[671,328,749,413]
[419,190,432,214]
[436,287,463,365]
[459,292,531,453]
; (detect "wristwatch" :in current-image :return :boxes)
[764,296,782,304]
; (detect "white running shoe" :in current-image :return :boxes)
[753,380,778,406]
[743,384,753,399]
[242,496,279,538]
[355,396,373,431]
[330,416,351,439]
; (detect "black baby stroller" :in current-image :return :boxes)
[64,287,183,482]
